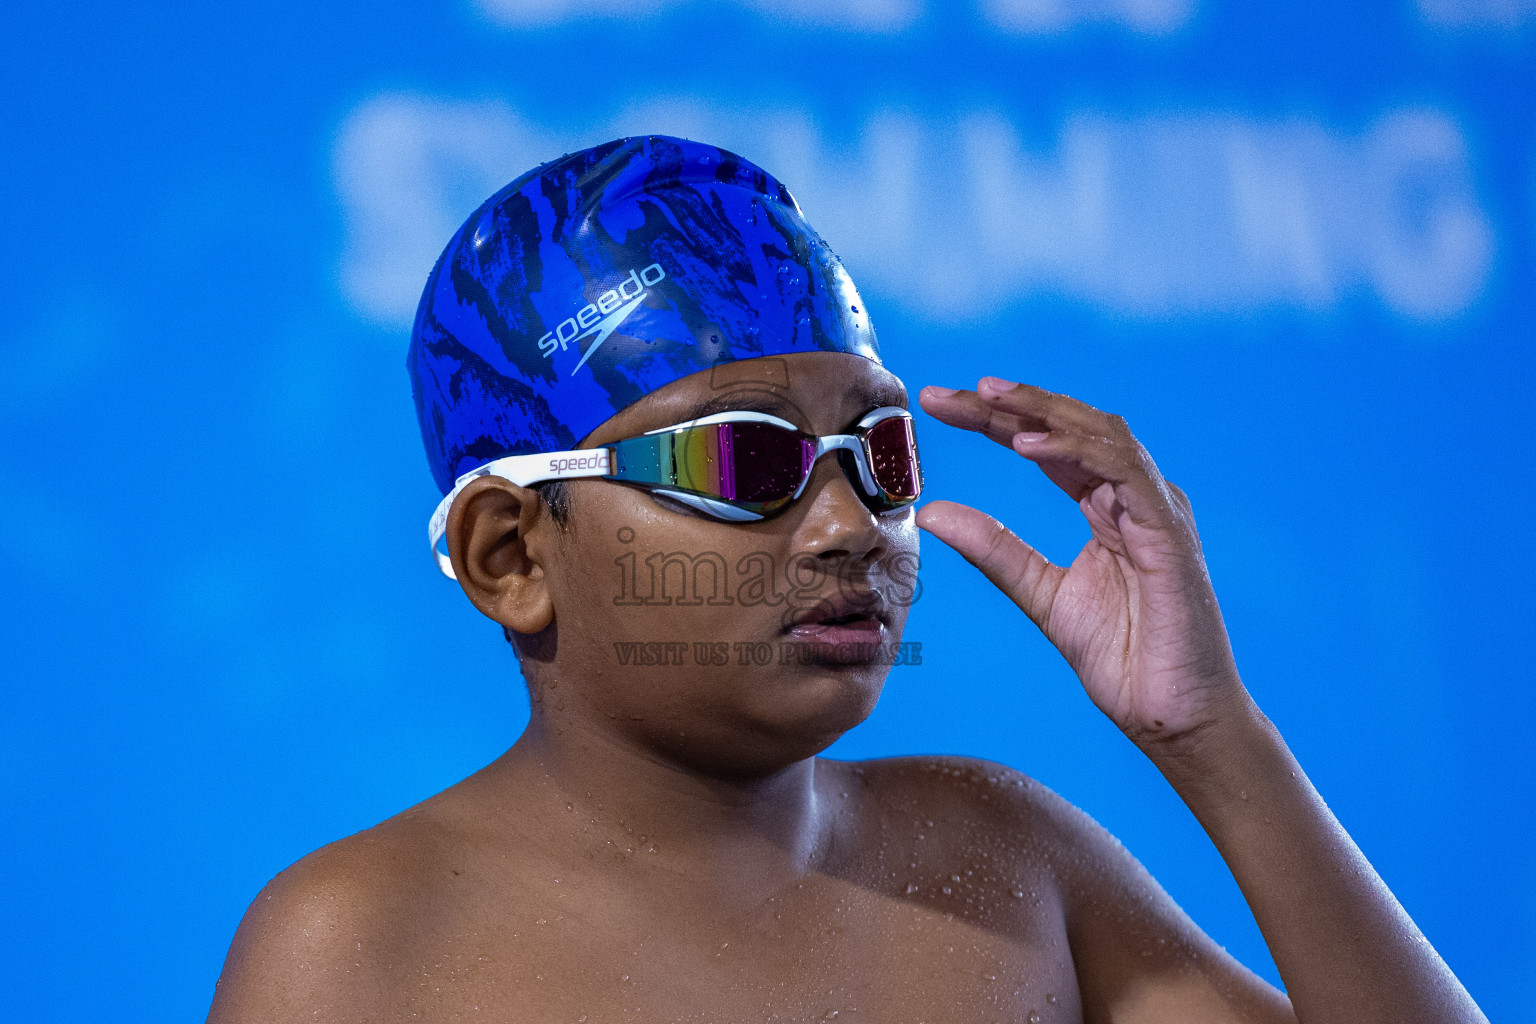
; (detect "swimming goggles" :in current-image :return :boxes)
[428,406,922,579]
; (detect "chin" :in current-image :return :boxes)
[642,666,885,779]
[736,664,886,761]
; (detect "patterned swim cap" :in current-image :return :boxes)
[407,135,881,494]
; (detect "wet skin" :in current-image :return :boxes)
[209,352,1487,1024]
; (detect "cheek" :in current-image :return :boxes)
[549,488,783,646]
[880,510,923,583]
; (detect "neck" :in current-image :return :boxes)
[491,710,833,901]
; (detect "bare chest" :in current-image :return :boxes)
[374,872,1083,1023]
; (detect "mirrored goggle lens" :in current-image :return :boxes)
[865,415,922,504]
[667,421,816,508]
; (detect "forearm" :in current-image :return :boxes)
[1146,695,1487,1024]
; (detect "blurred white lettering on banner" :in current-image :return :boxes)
[474,0,923,31]
[1418,0,1536,28]
[332,95,557,328]
[334,94,1493,328]
[474,0,1196,34]
[981,0,1195,34]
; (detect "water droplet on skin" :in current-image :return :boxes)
[1028,1012,1041,1023]
[1046,993,1057,1005]
[941,886,953,896]
[905,883,918,894]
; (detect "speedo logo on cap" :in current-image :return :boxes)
[538,263,667,375]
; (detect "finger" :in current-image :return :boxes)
[915,500,1064,629]
[1012,431,1177,530]
[924,381,1181,534]
[1162,479,1204,555]
[919,385,1052,449]
[975,378,1126,439]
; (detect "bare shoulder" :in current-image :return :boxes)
[206,796,484,1023]
[844,754,1168,891]
[836,751,1217,904]
[834,752,1096,857]
[844,752,1171,918]
[835,753,1293,1021]
[828,752,1101,917]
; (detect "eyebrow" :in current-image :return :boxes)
[683,391,799,422]
[850,378,908,414]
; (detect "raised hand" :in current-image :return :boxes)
[916,377,1250,749]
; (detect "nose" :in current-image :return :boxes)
[792,451,886,566]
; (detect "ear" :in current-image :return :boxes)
[445,477,555,636]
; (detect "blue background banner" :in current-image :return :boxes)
[1,1,1531,1019]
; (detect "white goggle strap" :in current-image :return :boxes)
[428,448,612,580]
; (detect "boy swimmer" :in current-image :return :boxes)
[208,137,1487,1023]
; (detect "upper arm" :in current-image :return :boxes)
[1038,788,1295,1024]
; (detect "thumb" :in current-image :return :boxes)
[916,499,1064,631]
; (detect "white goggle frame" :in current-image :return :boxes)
[427,406,912,580]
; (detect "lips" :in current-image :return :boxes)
[783,594,889,647]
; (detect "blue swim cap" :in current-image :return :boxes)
[407,135,882,495]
